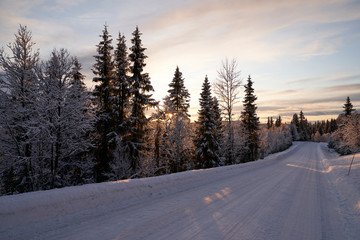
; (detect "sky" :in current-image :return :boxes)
[0,0,359,123]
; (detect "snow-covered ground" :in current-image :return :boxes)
[0,142,359,240]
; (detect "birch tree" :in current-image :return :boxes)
[214,58,242,165]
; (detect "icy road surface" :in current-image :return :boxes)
[1,142,360,239]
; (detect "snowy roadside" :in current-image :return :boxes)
[0,143,300,232]
[319,143,360,227]
[1,142,360,240]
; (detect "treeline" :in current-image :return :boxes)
[266,97,359,155]
[289,110,337,141]
[0,25,280,195]
[0,25,356,195]
[328,97,360,155]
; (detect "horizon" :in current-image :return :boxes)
[1,0,359,123]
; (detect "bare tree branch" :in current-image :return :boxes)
[214,58,242,122]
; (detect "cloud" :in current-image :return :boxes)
[297,35,342,59]
[145,0,360,31]
[3,0,359,65]
[0,1,81,57]
[258,87,360,107]
[257,89,299,97]
[285,73,360,85]
[257,102,345,122]
[254,77,360,121]
[54,0,87,7]
[1,0,359,123]
[143,0,360,63]
[323,83,360,93]
[0,1,42,41]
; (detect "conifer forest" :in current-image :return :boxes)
[0,25,358,195]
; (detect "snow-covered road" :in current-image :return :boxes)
[1,142,359,239]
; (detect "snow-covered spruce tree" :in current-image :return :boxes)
[343,96,355,116]
[291,113,299,128]
[291,111,311,141]
[239,75,260,162]
[194,76,221,168]
[127,26,157,176]
[298,110,310,141]
[92,25,116,182]
[167,66,190,116]
[70,58,87,94]
[213,97,224,164]
[162,66,193,173]
[108,32,133,179]
[214,58,242,165]
[114,32,131,136]
[291,113,300,140]
[0,25,40,194]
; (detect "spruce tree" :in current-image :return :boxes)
[291,113,299,128]
[318,121,324,135]
[267,117,271,129]
[267,117,275,129]
[298,110,309,141]
[275,115,282,127]
[325,120,331,134]
[92,24,115,182]
[70,58,87,96]
[343,96,355,116]
[167,66,190,117]
[194,76,220,168]
[163,66,192,173]
[213,97,224,163]
[330,118,338,132]
[240,75,259,162]
[67,58,93,183]
[128,26,157,175]
[299,110,305,125]
[114,32,131,135]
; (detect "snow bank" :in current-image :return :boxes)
[320,143,360,220]
[0,143,301,231]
